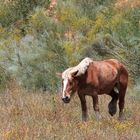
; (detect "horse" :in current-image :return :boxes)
[57,57,128,121]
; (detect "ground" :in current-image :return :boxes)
[0,85,139,140]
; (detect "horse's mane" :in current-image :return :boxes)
[62,57,93,79]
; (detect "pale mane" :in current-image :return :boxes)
[62,57,93,79]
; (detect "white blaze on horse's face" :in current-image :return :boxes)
[62,78,68,98]
[62,78,71,103]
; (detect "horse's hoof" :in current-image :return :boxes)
[109,111,115,116]
[82,118,87,122]
[118,116,126,121]
[118,112,126,121]
[108,101,117,116]
[95,111,102,121]
[82,116,88,122]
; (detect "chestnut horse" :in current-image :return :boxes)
[58,57,128,121]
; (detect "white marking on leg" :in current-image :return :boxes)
[114,87,119,94]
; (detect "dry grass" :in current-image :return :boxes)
[0,85,139,140]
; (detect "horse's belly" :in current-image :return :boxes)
[99,79,118,94]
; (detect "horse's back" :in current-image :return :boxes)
[104,59,128,80]
[91,59,121,74]
[87,59,127,92]
[92,59,126,72]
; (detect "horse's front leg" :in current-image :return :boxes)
[78,93,88,121]
[92,94,101,121]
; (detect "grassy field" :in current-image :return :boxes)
[0,85,139,140]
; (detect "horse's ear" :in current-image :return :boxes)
[71,70,79,77]
[56,72,62,77]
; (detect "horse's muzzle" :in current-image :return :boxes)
[62,96,70,103]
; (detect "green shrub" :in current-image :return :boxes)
[0,0,140,91]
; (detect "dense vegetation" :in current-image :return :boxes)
[0,0,140,91]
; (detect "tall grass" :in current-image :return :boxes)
[0,84,139,140]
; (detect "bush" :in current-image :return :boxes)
[0,0,140,91]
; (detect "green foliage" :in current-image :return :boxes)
[0,0,140,91]
[0,0,50,27]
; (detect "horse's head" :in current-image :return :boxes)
[57,70,79,103]
[57,57,93,103]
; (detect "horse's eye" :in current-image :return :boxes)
[69,81,72,85]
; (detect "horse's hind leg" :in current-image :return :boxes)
[108,89,119,116]
[118,67,128,120]
[118,82,127,120]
